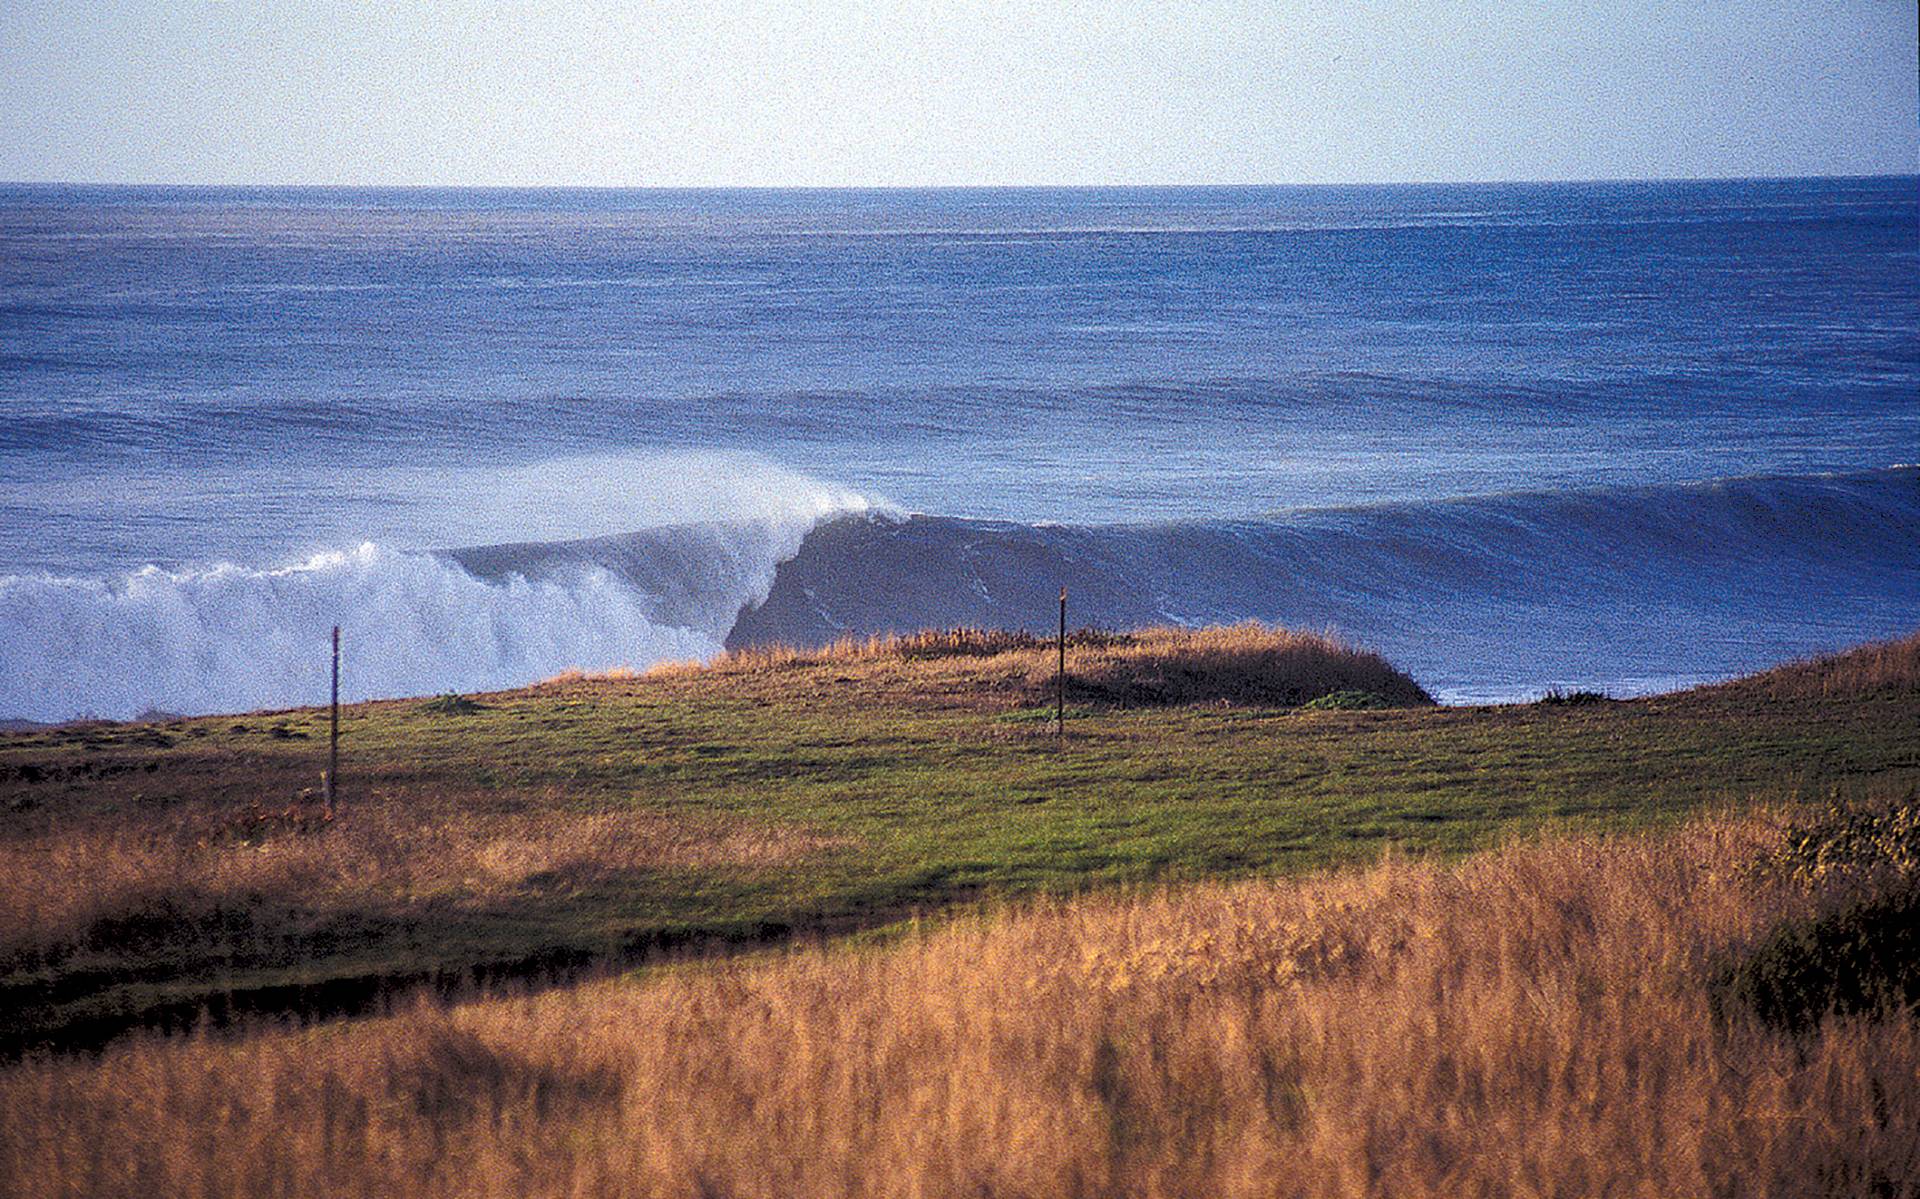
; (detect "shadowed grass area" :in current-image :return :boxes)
[1713,887,1920,1033]
[1,625,1916,1053]
[1712,792,1920,1032]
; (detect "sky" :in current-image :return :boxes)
[1,1,1914,187]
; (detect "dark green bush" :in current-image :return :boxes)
[1536,688,1611,706]
[1711,888,1920,1033]
[418,693,485,715]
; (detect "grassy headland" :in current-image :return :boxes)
[2,625,1917,1057]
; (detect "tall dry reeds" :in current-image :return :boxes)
[5,811,1914,1198]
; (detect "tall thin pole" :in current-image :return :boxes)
[1057,587,1066,743]
[325,625,339,810]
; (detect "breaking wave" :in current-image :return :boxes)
[2,467,1916,720]
[0,494,867,722]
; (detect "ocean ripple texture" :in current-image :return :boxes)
[2,179,1915,718]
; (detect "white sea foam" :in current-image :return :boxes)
[0,452,882,721]
[0,545,703,721]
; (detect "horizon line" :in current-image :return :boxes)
[3,170,1916,194]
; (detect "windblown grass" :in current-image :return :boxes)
[535,665,640,686]
[4,811,1915,1198]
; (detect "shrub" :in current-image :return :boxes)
[418,694,486,715]
[694,624,1434,711]
[1050,625,1433,710]
[1536,688,1611,706]
[1711,887,1920,1033]
[1764,793,1920,889]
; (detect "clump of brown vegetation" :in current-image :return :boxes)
[1061,625,1432,708]
[1714,630,1920,700]
[5,810,1914,1198]
[650,622,1433,709]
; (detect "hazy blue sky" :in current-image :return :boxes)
[2,1,1914,186]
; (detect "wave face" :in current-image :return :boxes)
[731,468,1920,703]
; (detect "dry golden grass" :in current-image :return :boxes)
[0,787,846,971]
[647,622,1432,709]
[536,665,640,685]
[6,811,1915,1198]
[1716,630,1920,700]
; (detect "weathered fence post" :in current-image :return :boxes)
[1057,587,1067,743]
[325,625,340,811]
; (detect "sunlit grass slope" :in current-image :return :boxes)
[1707,627,1920,700]
[5,808,1916,1198]
[1,626,1916,1054]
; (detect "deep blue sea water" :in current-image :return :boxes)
[2,178,1916,718]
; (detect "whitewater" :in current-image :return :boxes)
[2,180,1916,719]
[0,453,879,720]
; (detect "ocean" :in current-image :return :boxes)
[1,178,1916,720]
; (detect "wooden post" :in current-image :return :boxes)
[325,625,339,811]
[1057,587,1066,743]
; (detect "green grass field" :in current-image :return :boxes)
[3,627,1916,1054]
